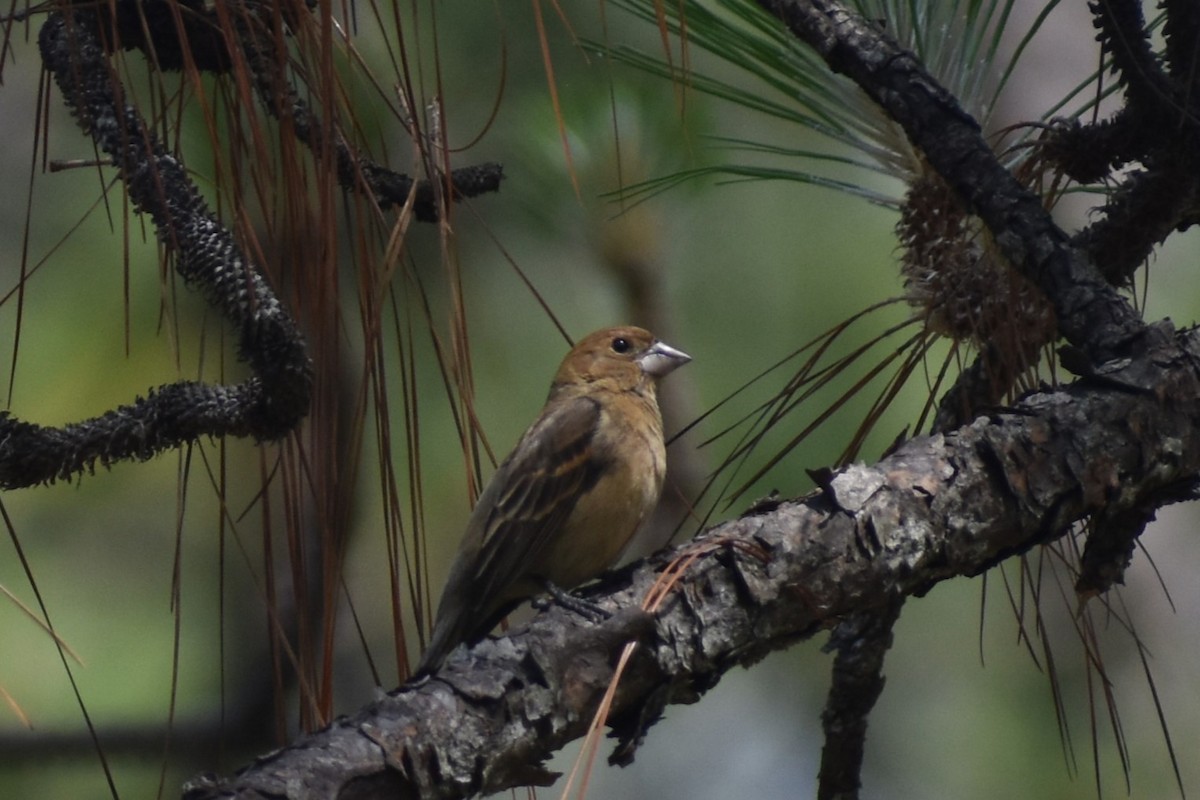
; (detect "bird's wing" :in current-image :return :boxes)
[418,395,608,672]
[470,394,609,605]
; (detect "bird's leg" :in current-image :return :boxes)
[532,580,612,624]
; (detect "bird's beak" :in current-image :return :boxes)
[639,339,692,378]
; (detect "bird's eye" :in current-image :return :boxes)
[611,337,631,354]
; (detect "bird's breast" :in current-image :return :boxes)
[531,397,665,588]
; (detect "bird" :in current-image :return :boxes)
[415,325,691,675]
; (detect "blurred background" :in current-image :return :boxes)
[1,1,1198,798]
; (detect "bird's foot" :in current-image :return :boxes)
[533,580,611,624]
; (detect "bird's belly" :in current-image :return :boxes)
[534,462,661,588]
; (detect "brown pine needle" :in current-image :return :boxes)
[0,582,85,666]
[559,534,766,800]
[532,0,581,201]
[0,683,31,728]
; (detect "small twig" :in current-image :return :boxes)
[48,157,113,172]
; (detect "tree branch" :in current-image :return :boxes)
[755,0,1151,364]
[91,0,504,221]
[182,320,1200,800]
[1089,0,1174,112]
[817,598,902,800]
[0,7,314,488]
[742,6,1165,792]
[1037,2,1200,285]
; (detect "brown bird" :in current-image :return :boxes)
[416,326,691,674]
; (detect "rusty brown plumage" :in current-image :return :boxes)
[416,326,691,674]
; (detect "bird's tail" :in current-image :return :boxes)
[414,618,464,677]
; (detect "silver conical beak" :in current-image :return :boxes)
[639,339,692,378]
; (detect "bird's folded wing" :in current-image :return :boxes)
[469,395,610,606]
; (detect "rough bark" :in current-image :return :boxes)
[182,319,1200,799]
[755,0,1152,363]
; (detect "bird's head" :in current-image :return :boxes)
[551,326,691,396]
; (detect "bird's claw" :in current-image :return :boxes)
[538,580,611,624]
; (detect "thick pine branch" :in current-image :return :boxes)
[755,0,1151,364]
[91,0,504,220]
[1042,3,1200,283]
[0,8,314,488]
[745,5,1157,796]
[182,321,1200,800]
[1089,0,1173,112]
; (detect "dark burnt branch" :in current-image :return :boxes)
[0,8,313,489]
[675,6,1192,798]
[817,598,902,800]
[0,1,507,487]
[1071,158,1200,285]
[754,0,1149,365]
[95,0,235,72]
[1062,144,1200,288]
[932,338,1046,432]
[1036,2,1200,285]
[180,320,1200,800]
[1047,1,1200,284]
[1040,2,1180,187]
[1163,0,1200,98]
[1074,484,1194,597]
[1040,113,1148,186]
[94,0,503,221]
[221,2,502,222]
[1088,0,1173,113]
[739,9,1155,784]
